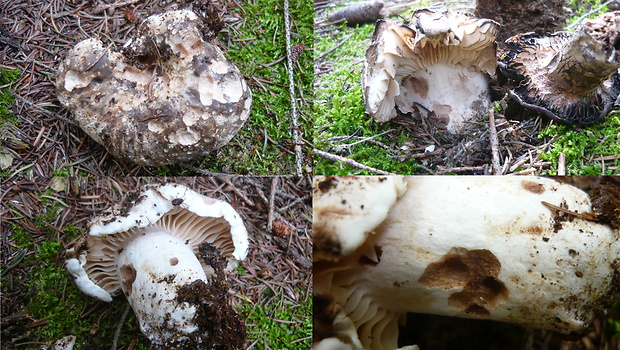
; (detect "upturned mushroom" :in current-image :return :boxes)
[65,183,248,348]
[314,176,620,350]
[362,7,499,133]
[55,9,252,166]
[500,11,620,124]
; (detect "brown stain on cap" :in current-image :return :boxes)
[522,180,546,194]
[419,247,509,316]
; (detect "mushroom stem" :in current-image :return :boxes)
[314,176,620,350]
[116,227,208,344]
[548,14,620,93]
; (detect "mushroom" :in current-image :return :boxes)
[65,183,248,348]
[314,176,620,350]
[55,9,252,166]
[500,11,620,124]
[362,6,499,133]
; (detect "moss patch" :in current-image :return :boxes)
[240,289,312,349]
[195,0,314,175]
[0,68,20,122]
[538,110,620,175]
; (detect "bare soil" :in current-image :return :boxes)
[475,0,567,45]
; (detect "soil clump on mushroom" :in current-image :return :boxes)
[171,243,246,350]
[589,182,620,230]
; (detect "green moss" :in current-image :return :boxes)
[240,290,312,349]
[10,223,34,249]
[156,0,314,175]
[314,23,424,174]
[52,169,70,177]
[0,68,20,123]
[566,0,609,28]
[538,111,620,175]
[63,225,82,241]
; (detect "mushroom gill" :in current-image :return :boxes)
[76,206,236,296]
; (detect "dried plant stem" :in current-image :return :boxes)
[111,303,131,350]
[268,177,278,232]
[488,109,502,175]
[313,148,397,175]
[558,153,566,176]
[284,0,303,175]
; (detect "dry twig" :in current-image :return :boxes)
[558,153,566,175]
[488,109,502,175]
[313,148,397,175]
[284,0,303,175]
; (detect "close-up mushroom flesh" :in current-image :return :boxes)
[313,176,620,350]
[500,11,620,124]
[55,9,252,166]
[65,183,248,347]
[362,6,499,133]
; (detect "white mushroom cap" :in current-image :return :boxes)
[55,10,252,166]
[313,176,406,262]
[362,7,499,133]
[65,183,248,345]
[314,176,620,350]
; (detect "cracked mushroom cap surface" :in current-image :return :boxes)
[65,183,249,301]
[55,9,252,166]
[500,11,620,124]
[362,6,499,133]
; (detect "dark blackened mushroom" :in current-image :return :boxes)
[500,11,620,124]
